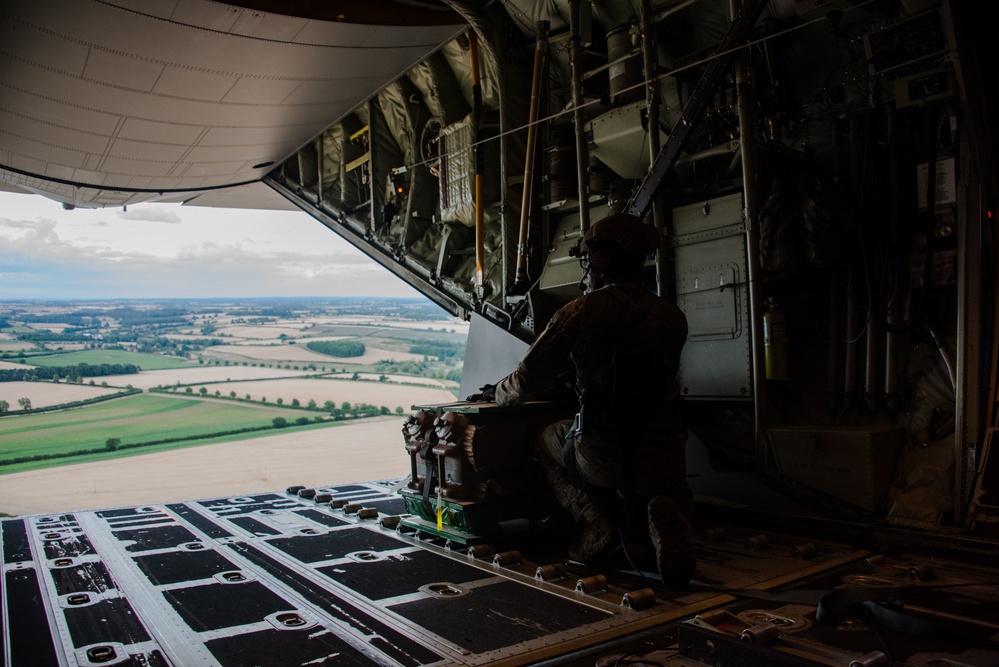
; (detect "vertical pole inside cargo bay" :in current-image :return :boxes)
[640,0,667,297]
[469,28,485,293]
[569,0,590,235]
[735,58,768,459]
[513,22,548,292]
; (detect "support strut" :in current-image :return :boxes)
[511,22,549,294]
[626,0,770,219]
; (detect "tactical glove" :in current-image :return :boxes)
[465,383,496,402]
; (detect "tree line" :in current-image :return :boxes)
[0,363,140,382]
[0,387,140,416]
[373,359,461,383]
[407,340,465,360]
[305,340,365,357]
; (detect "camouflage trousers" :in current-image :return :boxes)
[535,419,693,532]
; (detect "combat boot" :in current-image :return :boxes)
[647,495,695,587]
[568,504,616,563]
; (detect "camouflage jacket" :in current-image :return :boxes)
[495,281,688,435]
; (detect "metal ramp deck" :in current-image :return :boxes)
[4,481,996,666]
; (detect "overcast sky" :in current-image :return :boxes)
[0,191,421,300]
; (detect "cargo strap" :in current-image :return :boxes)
[420,441,437,507]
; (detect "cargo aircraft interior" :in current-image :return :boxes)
[2,1,998,665]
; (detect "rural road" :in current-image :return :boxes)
[0,416,412,517]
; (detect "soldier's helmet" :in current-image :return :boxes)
[580,213,660,258]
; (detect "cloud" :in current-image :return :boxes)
[0,216,58,238]
[0,217,134,263]
[0,217,73,255]
[0,192,422,299]
[116,207,182,223]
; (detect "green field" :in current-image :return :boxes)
[0,395,317,468]
[25,349,192,370]
[1,326,37,335]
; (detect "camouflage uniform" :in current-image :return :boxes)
[495,280,691,561]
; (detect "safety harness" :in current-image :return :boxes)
[562,285,656,490]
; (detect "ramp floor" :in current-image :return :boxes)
[3,481,996,666]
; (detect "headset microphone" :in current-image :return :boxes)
[579,260,598,292]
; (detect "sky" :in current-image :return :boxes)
[0,191,421,300]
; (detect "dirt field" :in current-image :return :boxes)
[375,321,470,334]
[204,344,340,363]
[329,346,427,365]
[203,344,427,365]
[0,341,36,351]
[0,381,119,410]
[293,335,350,343]
[353,373,455,388]
[162,333,223,341]
[25,323,71,332]
[306,317,469,335]
[0,417,412,516]
[215,325,308,339]
[97,366,315,390]
[191,378,455,409]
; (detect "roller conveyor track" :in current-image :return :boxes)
[3,480,997,666]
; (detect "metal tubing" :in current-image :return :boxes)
[581,48,637,83]
[864,307,880,409]
[569,1,589,234]
[884,302,902,408]
[316,136,324,203]
[627,0,769,219]
[654,0,703,23]
[884,109,902,409]
[844,289,861,407]
[264,174,464,319]
[513,22,549,289]
[827,276,844,408]
[640,0,667,296]
[678,140,740,164]
[469,29,485,292]
[956,153,983,524]
[844,116,862,407]
[827,119,846,407]
[367,100,378,235]
[735,57,767,458]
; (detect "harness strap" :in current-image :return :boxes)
[420,441,436,506]
[573,286,650,437]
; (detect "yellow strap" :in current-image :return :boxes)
[436,453,445,531]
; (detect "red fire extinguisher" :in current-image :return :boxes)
[763,297,789,381]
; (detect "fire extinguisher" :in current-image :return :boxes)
[763,298,789,381]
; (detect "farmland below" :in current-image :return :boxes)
[0,394,320,474]
[0,297,467,485]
